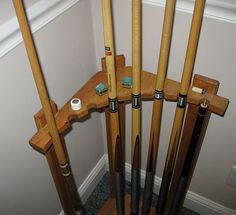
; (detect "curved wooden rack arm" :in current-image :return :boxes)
[30,57,229,154]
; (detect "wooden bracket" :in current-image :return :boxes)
[31,55,229,214]
[34,101,75,215]
[29,56,228,155]
[164,74,220,214]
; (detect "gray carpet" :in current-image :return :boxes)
[84,173,200,215]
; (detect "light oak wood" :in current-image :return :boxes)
[131,1,142,213]
[156,1,206,213]
[180,0,206,94]
[30,56,228,214]
[132,0,141,95]
[46,146,75,215]
[103,55,126,198]
[165,0,206,174]
[102,0,121,169]
[34,101,58,130]
[102,55,126,73]
[131,0,141,159]
[14,0,229,213]
[102,0,124,213]
[165,74,219,214]
[142,1,176,213]
[102,0,117,100]
[155,0,176,91]
[13,1,83,213]
[29,66,228,154]
[13,0,67,165]
[34,102,76,214]
[98,194,156,215]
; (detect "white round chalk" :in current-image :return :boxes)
[70,98,82,111]
[192,86,203,94]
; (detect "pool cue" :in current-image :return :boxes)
[169,100,208,215]
[102,1,124,214]
[141,1,176,214]
[13,1,84,214]
[131,0,141,214]
[156,1,206,214]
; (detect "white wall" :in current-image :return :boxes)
[91,0,236,211]
[0,0,39,25]
[0,1,104,214]
[1,0,236,214]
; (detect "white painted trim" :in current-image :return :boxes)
[184,191,236,215]
[143,0,236,24]
[124,160,236,215]
[59,154,235,215]
[1,0,235,58]
[0,0,80,58]
[78,155,107,203]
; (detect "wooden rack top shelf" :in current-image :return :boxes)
[30,60,229,154]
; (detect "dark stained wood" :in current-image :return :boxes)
[164,74,219,214]
[119,102,126,198]
[104,103,126,199]
[105,108,115,197]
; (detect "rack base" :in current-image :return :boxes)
[98,194,156,214]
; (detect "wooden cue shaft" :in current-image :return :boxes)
[132,0,141,157]
[13,1,84,213]
[131,0,141,214]
[142,1,176,214]
[169,100,208,215]
[156,1,206,214]
[102,0,124,214]
[13,0,66,166]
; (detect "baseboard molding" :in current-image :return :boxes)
[143,0,236,24]
[124,161,236,215]
[59,154,235,215]
[78,154,107,203]
[184,191,236,215]
[0,0,80,58]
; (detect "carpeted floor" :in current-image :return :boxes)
[84,173,200,215]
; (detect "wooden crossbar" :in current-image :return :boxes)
[30,60,228,154]
[32,55,228,214]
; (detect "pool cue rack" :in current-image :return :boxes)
[31,55,228,214]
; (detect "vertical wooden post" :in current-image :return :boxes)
[34,102,75,215]
[13,1,83,213]
[165,74,219,214]
[156,1,206,213]
[46,147,75,215]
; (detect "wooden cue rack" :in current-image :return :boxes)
[31,55,228,214]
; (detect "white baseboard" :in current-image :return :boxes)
[78,155,108,203]
[59,154,235,215]
[124,161,236,215]
[183,191,236,215]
